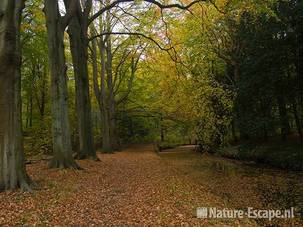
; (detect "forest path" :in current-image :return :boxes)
[0,144,301,226]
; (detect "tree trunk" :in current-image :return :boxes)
[29,88,33,127]
[40,65,47,119]
[66,1,96,160]
[105,8,118,151]
[44,0,79,169]
[26,66,34,128]
[106,37,118,150]
[291,98,303,138]
[0,0,32,191]
[100,39,112,153]
[26,92,30,128]
[277,96,290,141]
[91,32,111,153]
[34,64,47,119]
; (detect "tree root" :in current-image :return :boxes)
[48,158,83,170]
[74,153,100,161]
[0,173,34,193]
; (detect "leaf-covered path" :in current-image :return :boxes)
[0,145,302,226]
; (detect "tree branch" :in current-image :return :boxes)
[89,0,206,24]
[89,31,174,51]
[61,0,79,29]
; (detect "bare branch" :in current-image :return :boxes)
[89,31,174,51]
[89,0,206,24]
[116,47,146,105]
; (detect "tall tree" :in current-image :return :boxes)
[44,0,80,168]
[0,0,32,190]
[64,0,97,160]
[88,0,203,151]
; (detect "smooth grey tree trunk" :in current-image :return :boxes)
[105,7,118,151]
[91,18,112,153]
[106,37,118,151]
[65,0,97,160]
[0,0,31,191]
[101,42,112,153]
[44,0,79,169]
[98,36,112,153]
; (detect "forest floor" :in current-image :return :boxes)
[0,144,302,226]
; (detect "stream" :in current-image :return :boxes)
[159,146,303,226]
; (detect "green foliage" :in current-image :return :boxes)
[231,0,303,139]
[17,0,303,170]
[194,78,233,151]
[175,0,303,151]
[218,139,303,170]
[24,117,53,156]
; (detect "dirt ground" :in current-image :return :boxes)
[0,144,301,226]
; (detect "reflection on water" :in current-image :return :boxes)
[160,147,303,225]
[211,160,303,215]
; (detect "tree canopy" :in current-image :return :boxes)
[0,0,302,189]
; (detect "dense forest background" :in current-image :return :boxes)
[1,0,303,191]
[22,0,303,154]
[22,0,303,162]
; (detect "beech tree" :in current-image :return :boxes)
[63,0,97,160]
[44,0,80,168]
[91,16,143,152]
[0,0,31,190]
[78,0,206,152]
[44,0,201,162]
[0,0,207,175]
